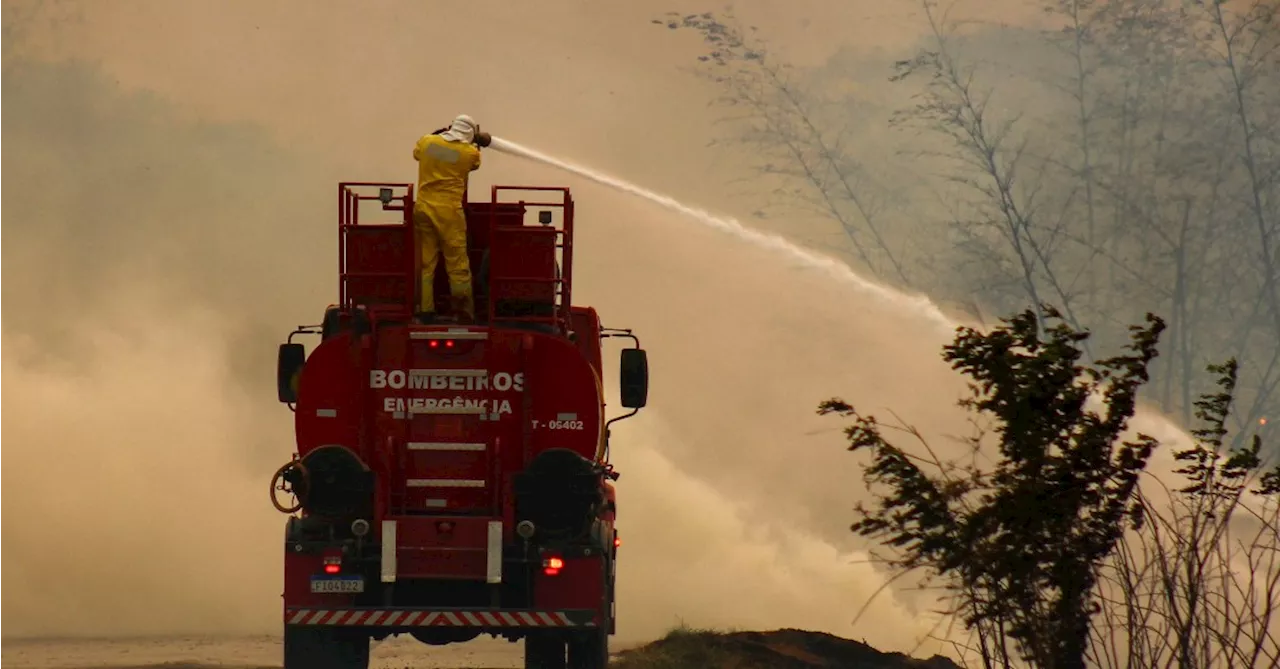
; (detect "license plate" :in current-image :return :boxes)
[310,575,364,594]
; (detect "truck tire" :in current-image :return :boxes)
[568,563,611,669]
[567,550,613,669]
[524,633,566,669]
[567,626,609,669]
[284,626,370,669]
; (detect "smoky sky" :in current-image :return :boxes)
[3,1,1264,660]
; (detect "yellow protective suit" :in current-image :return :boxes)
[413,118,482,320]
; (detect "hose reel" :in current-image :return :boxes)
[271,457,310,514]
[269,446,373,520]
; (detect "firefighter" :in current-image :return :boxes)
[412,114,485,324]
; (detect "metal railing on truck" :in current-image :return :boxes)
[335,182,576,334]
[337,182,416,320]
[485,185,575,335]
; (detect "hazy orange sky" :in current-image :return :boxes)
[7,0,1049,207]
[8,0,1159,660]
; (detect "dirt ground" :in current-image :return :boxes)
[0,634,535,669]
[1,628,966,669]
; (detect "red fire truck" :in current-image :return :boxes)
[271,183,649,669]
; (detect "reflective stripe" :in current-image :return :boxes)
[411,330,488,340]
[407,479,486,488]
[407,442,486,451]
[425,141,462,163]
[284,608,595,627]
[486,521,503,584]
[381,521,397,583]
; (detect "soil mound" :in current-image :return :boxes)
[612,627,964,668]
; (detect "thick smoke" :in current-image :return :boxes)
[0,55,953,650]
[1,56,331,637]
[1,0,1240,662]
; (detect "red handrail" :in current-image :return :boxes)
[336,182,574,329]
[486,185,575,333]
[337,182,415,316]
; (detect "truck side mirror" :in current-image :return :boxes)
[277,343,306,403]
[619,348,648,409]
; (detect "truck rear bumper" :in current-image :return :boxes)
[284,607,597,628]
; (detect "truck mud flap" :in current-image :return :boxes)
[285,608,597,628]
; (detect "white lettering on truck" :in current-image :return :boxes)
[382,397,515,415]
[369,370,524,392]
[369,369,523,417]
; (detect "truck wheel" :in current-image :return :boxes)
[567,625,609,669]
[524,632,566,669]
[284,626,370,669]
[567,556,613,669]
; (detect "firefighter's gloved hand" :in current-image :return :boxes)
[469,122,491,147]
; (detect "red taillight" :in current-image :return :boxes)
[428,340,439,348]
[445,339,455,349]
[542,556,564,576]
[323,554,341,574]
[324,563,341,574]
[615,537,621,548]
[427,339,457,349]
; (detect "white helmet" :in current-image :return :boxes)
[439,114,476,144]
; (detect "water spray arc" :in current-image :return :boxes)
[486,135,1205,453]
[488,137,956,334]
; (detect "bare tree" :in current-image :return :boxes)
[654,11,916,286]
[653,1,1279,429]
[889,0,1095,347]
[1040,0,1108,319]
[1191,0,1280,436]
[1065,0,1233,419]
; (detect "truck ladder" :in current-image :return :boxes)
[380,327,506,586]
[394,328,503,516]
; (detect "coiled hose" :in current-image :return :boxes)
[270,457,310,514]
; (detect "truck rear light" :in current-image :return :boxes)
[426,339,457,349]
[542,556,564,576]
[323,553,342,574]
